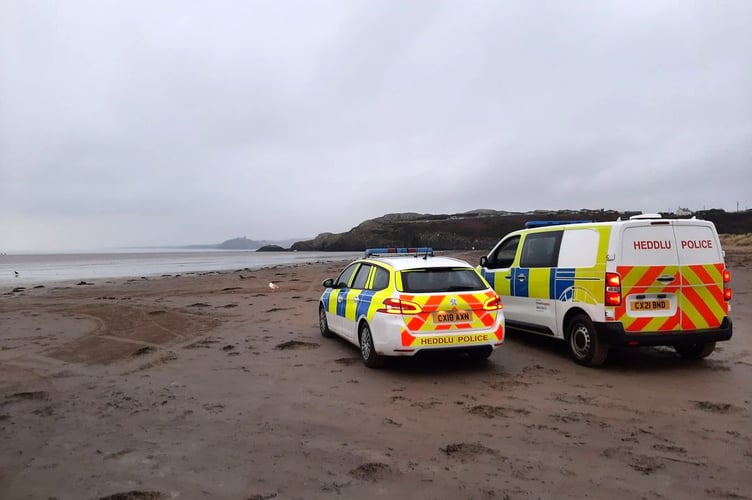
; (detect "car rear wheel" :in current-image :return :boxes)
[674,342,715,359]
[319,305,333,338]
[359,323,384,368]
[567,314,608,367]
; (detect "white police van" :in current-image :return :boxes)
[478,215,733,366]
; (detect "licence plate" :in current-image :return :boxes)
[630,300,670,311]
[433,310,472,323]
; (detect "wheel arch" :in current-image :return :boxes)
[357,317,370,339]
[562,306,591,340]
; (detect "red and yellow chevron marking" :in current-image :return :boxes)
[680,263,727,329]
[615,265,680,332]
[614,264,726,333]
[398,290,501,346]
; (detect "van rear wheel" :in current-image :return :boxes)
[567,314,608,367]
[674,342,715,359]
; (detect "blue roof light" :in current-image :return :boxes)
[365,247,434,257]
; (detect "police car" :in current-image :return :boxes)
[319,248,505,367]
[479,215,732,366]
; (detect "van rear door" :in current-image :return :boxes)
[673,222,728,331]
[616,221,682,333]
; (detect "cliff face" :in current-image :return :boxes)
[290,209,752,252]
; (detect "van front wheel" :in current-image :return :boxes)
[567,314,608,366]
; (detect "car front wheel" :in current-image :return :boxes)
[319,305,333,338]
[359,323,384,368]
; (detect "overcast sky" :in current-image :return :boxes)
[1,1,751,251]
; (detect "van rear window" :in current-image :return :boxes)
[400,268,486,293]
[622,225,678,266]
[674,224,723,264]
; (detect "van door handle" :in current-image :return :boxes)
[337,295,345,303]
[504,275,512,280]
[516,275,527,282]
[656,275,675,283]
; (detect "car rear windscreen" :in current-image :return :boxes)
[400,267,487,293]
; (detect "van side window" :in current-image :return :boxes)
[520,232,562,268]
[489,236,520,269]
[558,229,600,268]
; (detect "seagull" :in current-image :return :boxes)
[14,271,19,277]
[268,282,279,291]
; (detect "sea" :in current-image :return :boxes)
[0,249,362,287]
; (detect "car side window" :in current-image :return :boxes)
[335,263,359,288]
[489,236,520,269]
[351,264,372,290]
[370,266,390,290]
[519,232,562,268]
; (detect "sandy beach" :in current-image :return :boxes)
[1,250,750,500]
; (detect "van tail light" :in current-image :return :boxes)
[483,295,503,311]
[723,269,732,301]
[605,272,622,307]
[378,298,422,314]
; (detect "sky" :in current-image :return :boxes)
[1,1,751,252]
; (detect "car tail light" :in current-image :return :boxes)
[483,295,503,311]
[378,298,422,314]
[605,272,622,307]
[723,269,732,301]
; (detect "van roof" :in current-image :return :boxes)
[514,217,715,234]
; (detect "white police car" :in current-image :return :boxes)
[319,248,505,367]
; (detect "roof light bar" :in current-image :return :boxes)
[524,220,592,229]
[629,213,663,220]
[365,247,434,257]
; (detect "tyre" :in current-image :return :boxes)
[359,323,384,368]
[567,314,608,366]
[319,305,333,338]
[674,342,715,359]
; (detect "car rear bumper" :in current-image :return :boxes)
[371,313,504,356]
[594,317,733,347]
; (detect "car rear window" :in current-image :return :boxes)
[399,267,487,293]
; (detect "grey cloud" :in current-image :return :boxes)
[1,0,750,251]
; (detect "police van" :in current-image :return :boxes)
[478,214,733,366]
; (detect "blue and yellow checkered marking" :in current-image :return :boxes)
[322,288,378,321]
[355,290,376,319]
[495,267,576,300]
[554,268,575,300]
[321,288,334,310]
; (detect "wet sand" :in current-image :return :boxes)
[1,250,750,499]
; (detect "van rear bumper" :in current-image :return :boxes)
[595,317,733,347]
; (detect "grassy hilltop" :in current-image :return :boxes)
[290,209,752,251]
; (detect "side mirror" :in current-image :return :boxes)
[322,278,334,288]
[479,256,488,268]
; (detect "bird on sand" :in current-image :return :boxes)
[14,271,19,277]
[268,282,279,291]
